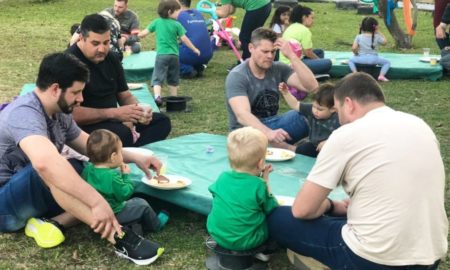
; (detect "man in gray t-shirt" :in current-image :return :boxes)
[104,0,140,49]
[226,28,318,147]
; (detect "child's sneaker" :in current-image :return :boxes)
[157,210,170,231]
[114,226,164,265]
[25,217,65,248]
[254,252,271,262]
[377,75,389,82]
[155,96,163,107]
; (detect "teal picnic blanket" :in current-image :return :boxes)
[129,133,348,215]
[122,51,156,83]
[326,51,443,81]
[20,83,159,113]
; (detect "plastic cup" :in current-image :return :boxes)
[138,103,152,123]
[430,57,437,65]
[423,48,430,57]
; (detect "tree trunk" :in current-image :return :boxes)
[378,0,413,49]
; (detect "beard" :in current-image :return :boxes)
[57,94,76,114]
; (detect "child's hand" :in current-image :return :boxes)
[278,82,289,94]
[120,163,131,174]
[261,163,273,182]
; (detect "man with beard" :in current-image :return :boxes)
[67,14,171,147]
[103,0,141,52]
[0,53,166,263]
[226,28,317,149]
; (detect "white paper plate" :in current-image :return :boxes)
[276,195,295,206]
[123,147,153,156]
[141,175,192,190]
[419,56,441,63]
[127,83,144,90]
[266,148,295,161]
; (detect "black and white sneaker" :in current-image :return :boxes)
[114,226,164,265]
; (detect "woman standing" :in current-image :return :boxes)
[280,5,331,75]
[216,0,272,68]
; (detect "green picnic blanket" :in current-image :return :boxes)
[122,51,156,83]
[20,83,159,113]
[129,133,348,215]
[326,51,443,81]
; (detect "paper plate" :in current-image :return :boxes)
[276,195,295,206]
[123,147,153,156]
[266,148,295,161]
[419,56,441,63]
[127,83,144,90]
[141,175,192,190]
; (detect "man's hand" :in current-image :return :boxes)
[90,199,122,239]
[114,104,144,123]
[332,199,350,216]
[436,24,447,39]
[135,155,162,178]
[266,129,291,144]
[316,140,326,152]
[277,38,298,61]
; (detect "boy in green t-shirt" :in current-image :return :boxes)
[138,0,200,106]
[82,129,168,265]
[207,127,279,261]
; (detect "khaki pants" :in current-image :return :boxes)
[286,249,330,270]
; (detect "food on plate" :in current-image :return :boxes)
[147,178,186,188]
[281,151,294,159]
[266,150,273,156]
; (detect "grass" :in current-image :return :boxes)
[0,0,448,269]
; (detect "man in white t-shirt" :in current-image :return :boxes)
[268,72,448,269]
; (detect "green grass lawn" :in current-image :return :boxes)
[0,0,449,269]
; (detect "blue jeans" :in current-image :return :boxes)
[0,159,83,232]
[261,110,309,144]
[349,54,391,76]
[268,206,441,270]
[303,49,332,75]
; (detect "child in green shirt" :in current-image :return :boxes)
[207,127,279,261]
[82,129,169,234]
[138,0,200,106]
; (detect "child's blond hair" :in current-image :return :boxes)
[227,127,268,172]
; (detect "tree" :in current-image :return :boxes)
[377,0,418,49]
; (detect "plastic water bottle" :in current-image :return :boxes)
[289,40,302,58]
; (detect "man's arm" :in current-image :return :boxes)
[228,96,291,144]
[278,40,318,92]
[72,91,144,125]
[20,135,121,237]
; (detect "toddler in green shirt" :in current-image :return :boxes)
[138,0,200,106]
[207,127,279,261]
[82,129,169,234]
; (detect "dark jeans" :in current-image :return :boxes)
[239,3,272,61]
[81,112,171,147]
[295,142,318,157]
[115,197,160,233]
[0,159,82,232]
[268,206,441,270]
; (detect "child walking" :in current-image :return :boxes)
[139,0,200,106]
[279,82,340,157]
[82,129,168,265]
[348,17,391,82]
[207,127,279,262]
[269,5,291,61]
